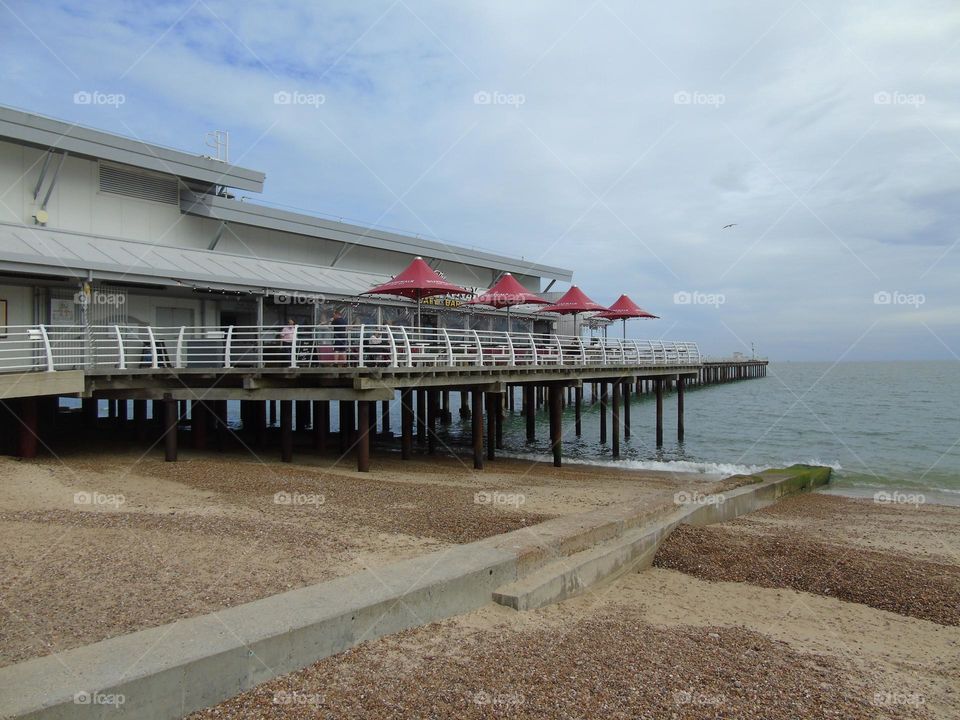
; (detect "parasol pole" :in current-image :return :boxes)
[623,318,627,339]
[507,304,512,333]
[417,289,422,328]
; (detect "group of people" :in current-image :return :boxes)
[277,311,389,366]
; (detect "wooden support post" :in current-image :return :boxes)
[163,394,177,462]
[117,399,128,424]
[280,400,293,462]
[524,385,535,442]
[134,399,147,442]
[623,380,631,439]
[192,401,208,450]
[255,400,267,448]
[296,400,311,433]
[215,400,228,450]
[495,393,504,450]
[426,390,437,455]
[357,401,370,472]
[313,400,328,451]
[575,385,582,437]
[338,400,348,453]
[441,390,452,423]
[268,399,276,427]
[401,388,413,460]
[677,376,685,443]
[549,384,563,467]
[612,381,621,458]
[486,392,496,461]
[460,390,470,418]
[655,379,664,447]
[472,388,484,469]
[17,397,38,459]
[599,382,608,444]
[416,390,426,444]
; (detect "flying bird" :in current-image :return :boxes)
[722,223,738,229]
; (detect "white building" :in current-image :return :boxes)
[0,105,571,336]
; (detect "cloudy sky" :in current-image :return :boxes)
[2,1,958,360]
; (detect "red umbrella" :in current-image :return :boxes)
[538,285,606,337]
[362,256,468,327]
[596,294,659,338]
[467,272,548,331]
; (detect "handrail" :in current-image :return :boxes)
[0,323,702,374]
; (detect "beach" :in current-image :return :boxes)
[187,490,960,719]
[0,450,735,668]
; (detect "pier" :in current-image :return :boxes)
[0,324,768,470]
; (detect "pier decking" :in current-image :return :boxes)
[0,324,767,470]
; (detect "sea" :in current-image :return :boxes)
[399,361,960,504]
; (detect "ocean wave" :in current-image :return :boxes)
[500,453,841,478]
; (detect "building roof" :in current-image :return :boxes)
[0,105,265,192]
[0,222,389,297]
[182,191,573,282]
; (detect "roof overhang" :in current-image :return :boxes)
[181,191,574,283]
[0,106,265,192]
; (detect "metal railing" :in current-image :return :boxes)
[0,324,702,373]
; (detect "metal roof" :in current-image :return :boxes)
[0,106,265,192]
[0,222,388,297]
[181,191,573,282]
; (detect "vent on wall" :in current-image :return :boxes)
[98,163,180,205]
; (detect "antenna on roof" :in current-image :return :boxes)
[203,130,229,163]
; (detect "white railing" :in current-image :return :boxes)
[0,324,702,373]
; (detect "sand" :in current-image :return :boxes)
[193,492,960,720]
[0,449,727,667]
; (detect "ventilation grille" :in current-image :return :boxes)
[99,163,179,205]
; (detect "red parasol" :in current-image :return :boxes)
[362,256,468,326]
[467,272,548,331]
[538,285,606,337]
[595,294,659,338]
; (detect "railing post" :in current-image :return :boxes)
[387,326,398,367]
[632,340,641,366]
[528,333,538,366]
[356,325,365,368]
[577,336,586,365]
[505,333,516,366]
[224,326,233,369]
[600,340,608,365]
[473,330,484,366]
[399,326,413,367]
[441,328,454,366]
[38,325,55,372]
[555,335,563,365]
[114,325,125,370]
[175,327,186,368]
[146,327,159,369]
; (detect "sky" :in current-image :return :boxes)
[1,0,958,361]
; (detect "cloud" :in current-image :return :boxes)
[1,0,958,360]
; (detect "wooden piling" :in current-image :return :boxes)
[599,382,608,444]
[655,379,664,447]
[163,394,177,462]
[472,387,484,470]
[280,400,293,462]
[401,389,413,460]
[678,376,685,443]
[486,392,496,461]
[525,385,535,442]
[612,381,621,458]
[623,380,631,438]
[575,385,582,437]
[17,396,38,459]
[357,401,370,472]
[549,384,563,467]
[192,400,208,449]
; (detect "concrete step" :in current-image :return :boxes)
[492,519,674,611]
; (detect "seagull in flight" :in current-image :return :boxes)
[722,223,738,229]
